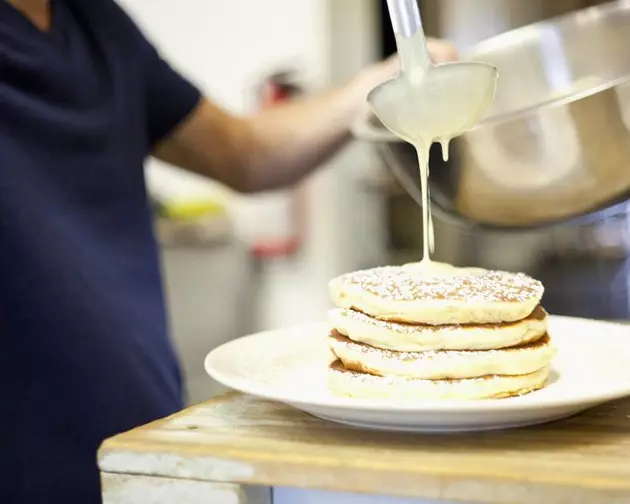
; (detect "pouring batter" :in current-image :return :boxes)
[368,0,497,271]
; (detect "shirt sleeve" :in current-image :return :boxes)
[144,51,202,147]
[107,0,202,147]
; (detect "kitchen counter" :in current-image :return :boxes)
[99,391,630,504]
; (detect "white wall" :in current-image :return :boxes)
[118,0,328,205]
[120,0,326,110]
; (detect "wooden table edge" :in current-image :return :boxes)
[97,392,630,503]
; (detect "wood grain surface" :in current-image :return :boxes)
[99,392,630,503]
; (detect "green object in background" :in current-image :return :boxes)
[150,196,227,222]
[163,200,225,221]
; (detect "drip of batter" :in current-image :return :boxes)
[416,143,434,262]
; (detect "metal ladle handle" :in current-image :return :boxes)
[386,0,423,37]
[385,0,431,75]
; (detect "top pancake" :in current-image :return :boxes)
[329,265,544,325]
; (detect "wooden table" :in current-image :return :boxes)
[98,392,630,504]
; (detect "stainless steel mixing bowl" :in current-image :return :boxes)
[354,1,630,229]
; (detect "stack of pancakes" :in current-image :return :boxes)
[326,264,555,400]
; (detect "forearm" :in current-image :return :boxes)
[154,63,393,193]
[153,83,364,193]
[242,77,367,192]
[154,40,455,193]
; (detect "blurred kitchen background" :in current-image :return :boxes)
[119,0,628,405]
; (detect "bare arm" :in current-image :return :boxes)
[154,40,457,193]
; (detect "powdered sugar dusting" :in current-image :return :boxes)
[334,266,543,303]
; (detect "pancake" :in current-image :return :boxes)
[401,261,486,276]
[327,360,551,400]
[329,331,555,380]
[329,266,544,325]
[328,305,547,352]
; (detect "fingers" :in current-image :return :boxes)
[354,38,458,99]
[379,54,400,77]
[426,38,459,63]
[383,38,458,67]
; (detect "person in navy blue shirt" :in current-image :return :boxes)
[0,1,456,502]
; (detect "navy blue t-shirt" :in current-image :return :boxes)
[0,1,201,502]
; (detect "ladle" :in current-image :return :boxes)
[369,0,498,150]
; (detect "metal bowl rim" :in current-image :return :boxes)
[355,0,630,142]
[357,74,629,142]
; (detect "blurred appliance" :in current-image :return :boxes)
[368,0,630,319]
[247,70,308,259]
[159,227,254,405]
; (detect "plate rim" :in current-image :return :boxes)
[205,315,630,413]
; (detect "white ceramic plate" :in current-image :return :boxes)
[205,316,630,432]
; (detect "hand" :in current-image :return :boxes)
[353,38,459,99]
[381,37,459,75]
[426,37,459,63]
